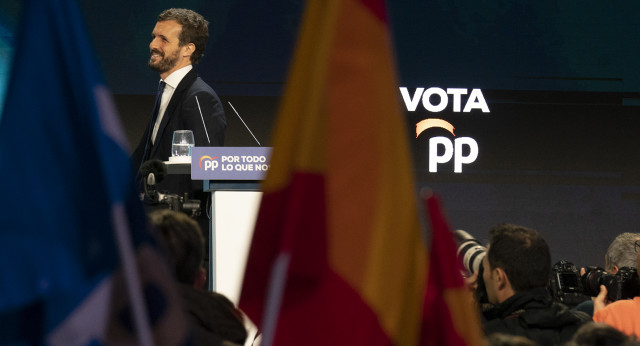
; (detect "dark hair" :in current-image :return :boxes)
[567,322,639,346]
[487,223,551,291]
[149,209,204,285]
[487,333,538,346]
[157,8,209,64]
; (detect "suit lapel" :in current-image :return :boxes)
[150,69,197,158]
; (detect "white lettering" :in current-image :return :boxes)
[399,86,489,113]
[399,87,424,111]
[454,137,478,173]
[204,160,219,171]
[422,87,448,112]
[429,137,453,173]
[242,156,266,163]
[446,88,467,112]
[463,89,490,112]
[222,156,239,163]
[429,136,479,173]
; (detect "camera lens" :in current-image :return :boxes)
[454,230,487,275]
[581,267,610,297]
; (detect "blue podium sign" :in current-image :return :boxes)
[191,147,272,180]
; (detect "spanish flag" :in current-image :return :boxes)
[239,0,460,344]
[421,193,484,346]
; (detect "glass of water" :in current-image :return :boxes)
[172,130,195,156]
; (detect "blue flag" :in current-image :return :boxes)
[0,0,187,344]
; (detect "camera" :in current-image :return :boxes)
[549,260,589,307]
[139,160,201,217]
[156,192,201,217]
[582,266,639,301]
[550,261,640,305]
[454,230,488,304]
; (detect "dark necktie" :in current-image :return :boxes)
[141,80,166,163]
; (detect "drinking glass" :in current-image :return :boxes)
[172,130,195,156]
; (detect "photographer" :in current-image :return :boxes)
[574,232,640,316]
[481,223,590,345]
[150,209,247,345]
[592,235,640,338]
[603,233,640,274]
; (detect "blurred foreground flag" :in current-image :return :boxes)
[240,0,429,345]
[421,193,484,346]
[0,0,187,344]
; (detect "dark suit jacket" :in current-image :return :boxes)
[133,68,226,200]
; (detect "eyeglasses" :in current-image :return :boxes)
[635,240,640,254]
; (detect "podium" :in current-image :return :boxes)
[189,147,272,304]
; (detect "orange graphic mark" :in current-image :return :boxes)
[198,156,219,169]
[416,118,455,137]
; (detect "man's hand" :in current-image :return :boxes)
[464,271,479,292]
[593,285,609,314]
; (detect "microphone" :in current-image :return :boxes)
[139,159,167,181]
[139,160,167,202]
[228,101,262,146]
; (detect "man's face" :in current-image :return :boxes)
[148,20,185,75]
[482,254,498,304]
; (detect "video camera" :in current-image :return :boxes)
[139,160,201,217]
[550,260,640,305]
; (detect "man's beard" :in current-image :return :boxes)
[148,49,179,73]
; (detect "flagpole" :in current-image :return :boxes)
[259,253,290,346]
[112,205,153,346]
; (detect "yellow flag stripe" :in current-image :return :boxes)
[326,1,427,344]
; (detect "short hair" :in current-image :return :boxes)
[605,233,640,272]
[487,333,538,346]
[149,209,204,285]
[567,322,639,346]
[487,223,551,291]
[157,8,209,64]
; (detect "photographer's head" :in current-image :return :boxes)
[604,232,640,274]
[149,209,206,289]
[483,223,551,304]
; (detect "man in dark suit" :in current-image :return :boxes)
[132,8,225,252]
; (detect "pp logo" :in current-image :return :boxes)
[199,156,220,171]
[400,86,488,174]
[414,120,478,173]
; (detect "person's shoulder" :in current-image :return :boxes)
[195,76,216,91]
[483,315,516,335]
[551,301,591,321]
[604,298,638,309]
[185,76,217,96]
[593,298,638,321]
[573,299,594,317]
[566,308,592,323]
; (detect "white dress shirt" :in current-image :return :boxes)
[151,64,193,144]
